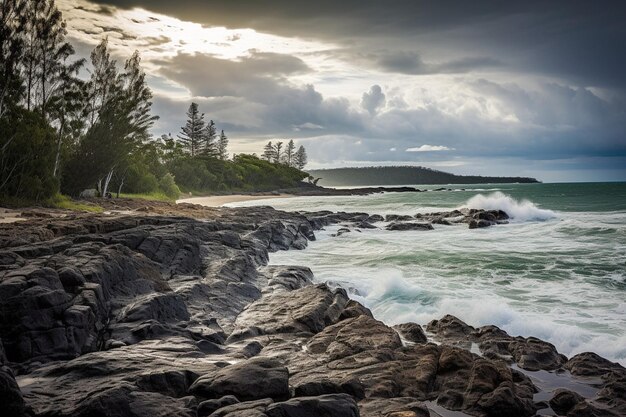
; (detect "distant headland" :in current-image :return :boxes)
[307,166,540,187]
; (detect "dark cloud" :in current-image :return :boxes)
[361,85,386,115]
[373,51,502,75]
[155,52,363,136]
[86,0,626,89]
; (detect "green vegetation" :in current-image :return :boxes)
[0,0,308,207]
[307,166,539,187]
[49,194,103,212]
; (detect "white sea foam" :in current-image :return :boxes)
[257,185,626,365]
[464,191,556,221]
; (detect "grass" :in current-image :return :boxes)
[50,194,103,212]
[118,191,177,202]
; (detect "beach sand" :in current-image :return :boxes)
[177,194,293,207]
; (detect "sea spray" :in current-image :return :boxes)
[245,183,626,365]
[464,191,556,221]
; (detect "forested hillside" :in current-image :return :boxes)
[307,166,539,187]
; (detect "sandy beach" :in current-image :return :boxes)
[177,194,293,207]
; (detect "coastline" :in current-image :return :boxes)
[177,193,294,207]
[0,200,623,417]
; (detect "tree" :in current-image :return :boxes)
[34,0,76,120]
[178,102,204,157]
[62,44,158,196]
[294,145,307,170]
[201,119,217,157]
[262,141,274,162]
[0,0,27,118]
[217,129,228,160]
[284,139,295,167]
[273,141,283,164]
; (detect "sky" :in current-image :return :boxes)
[57,0,626,182]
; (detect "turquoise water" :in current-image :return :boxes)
[230,183,626,364]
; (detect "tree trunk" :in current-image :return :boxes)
[116,176,125,198]
[53,118,65,177]
[102,169,114,197]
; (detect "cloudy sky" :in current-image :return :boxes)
[58,0,626,181]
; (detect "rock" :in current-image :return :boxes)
[367,215,384,223]
[71,383,196,417]
[426,314,475,339]
[227,284,349,342]
[359,398,429,417]
[0,365,26,417]
[386,222,434,231]
[265,394,359,417]
[469,219,494,229]
[79,189,98,198]
[293,378,365,400]
[197,395,239,416]
[549,389,585,415]
[392,323,427,343]
[189,357,289,401]
[306,315,402,359]
[385,214,414,222]
[209,398,273,417]
[334,228,351,237]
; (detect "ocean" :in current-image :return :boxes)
[229,182,626,365]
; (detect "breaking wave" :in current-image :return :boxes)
[464,191,556,221]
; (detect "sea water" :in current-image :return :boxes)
[229,183,626,365]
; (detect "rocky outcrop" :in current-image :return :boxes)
[0,203,623,417]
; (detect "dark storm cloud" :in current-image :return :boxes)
[87,0,626,89]
[156,52,363,136]
[374,51,503,75]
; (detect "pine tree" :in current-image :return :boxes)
[217,129,228,160]
[262,141,274,162]
[294,145,307,170]
[284,139,295,167]
[274,141,283,164]
[84,38,119,129]
[178,102,205,156]
[0,0,27,118]
[35,0,76,120]
[201,119,217,157]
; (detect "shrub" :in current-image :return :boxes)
[159,173,181,199]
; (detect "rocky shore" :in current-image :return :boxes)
[0,201,624,417]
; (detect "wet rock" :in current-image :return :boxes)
[359,398,429,417]
[306,315,402,360]
[189,357,289,401]
[427,314,475,339]
[293,378,365,400]
[227,284,349,342]
[385,215,414,222]
[197,395,239,416]
[209,398,273,417]
[469,219,495,229]
[386,222,434,231]
[265,394,359,417]
[0,365,26,417]
[549,389,585,415]
[393,323,427,343]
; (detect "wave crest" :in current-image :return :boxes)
[464,191,556,221]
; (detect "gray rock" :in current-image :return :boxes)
[386,222,434,231]
[189,357,289,401]
[198,395,239,416]
[265,394,359,417]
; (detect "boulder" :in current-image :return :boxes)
[386,222,434,231]
[392,323,427,343]
[265,394,359,417]
[189,357,289,401]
